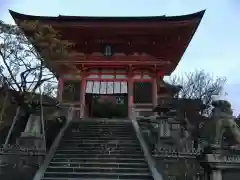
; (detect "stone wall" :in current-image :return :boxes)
[0,119,64,180]
[0,149,45,180]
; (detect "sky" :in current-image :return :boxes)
[0,0,240,115]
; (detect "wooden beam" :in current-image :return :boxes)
[43,20,198,29]
[54,60,170,64]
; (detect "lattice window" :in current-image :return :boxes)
[62,80,81,102]
[86,81,128,94]
[133,82,152,103]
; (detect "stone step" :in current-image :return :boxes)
[62,140,139,143]
[59,143,140,148]
[64,135,136,139]
[40,121,153,180]
[55,149,143,154]
[70,121,131,124]
[69,125,133,128]
[43,171,152,179]
[67,132,136,136]
[68,125,133,129]
[46,166,150,173]
[52,156,145,162]
[57,146,142,151]
[58,144,142,148]
[60,142,140,147]
[67,127,133,131]
[64,133,136,136]
[66,129,134,134]
[71,122,131,124]
[58,142,141,148]
[69,124,132,128]
[42,177,152,180]
[63,136,137,140]
[70,125,133,128]
[60,139,139,144]
[54,153,144,159]
[49,161,148,168]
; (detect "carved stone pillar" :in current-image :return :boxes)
[17,115,45,150]
[159,120,164,137]
[210,170,222,180]
[21,115,41,137]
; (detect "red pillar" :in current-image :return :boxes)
[152,77,158,108]
[80,75,86,119]
[128,76,133,119]
[58,77,64,102]
[156,72,164,101]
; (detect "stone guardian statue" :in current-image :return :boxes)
[210,100,240,149]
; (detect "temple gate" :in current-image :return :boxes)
[10,10,205,120]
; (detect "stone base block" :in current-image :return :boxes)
[20,132,42,138]
[0,151,45,180]
[16,136,45,151]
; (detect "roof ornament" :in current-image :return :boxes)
[104,45,113,57]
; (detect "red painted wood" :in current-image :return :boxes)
[85,72,153,76]
[58,64,169,76]
[86,78,127,82]
[58,77,64,101]
[56,60,169,65]
[51,20,197,29]
[132,79,153,82]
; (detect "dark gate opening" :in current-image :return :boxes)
[85,81,128,118]
[85,93,128,118]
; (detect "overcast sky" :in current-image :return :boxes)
[0,0,240,115]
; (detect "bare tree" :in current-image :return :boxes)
[168,69,227,116]
[0,76,11,123]
[0,20,72,121]
[42,82,58,98]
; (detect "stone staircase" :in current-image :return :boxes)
[40,120,154,179]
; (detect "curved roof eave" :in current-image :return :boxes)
[9,9,205,23]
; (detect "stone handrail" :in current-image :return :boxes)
[3,107,21,147]
[32,106,74,180]
[130,106,164,180]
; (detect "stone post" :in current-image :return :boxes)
[16,115,45,151]
[21,115,42,137]
[211,170,222,180]
[199,146,225,180]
